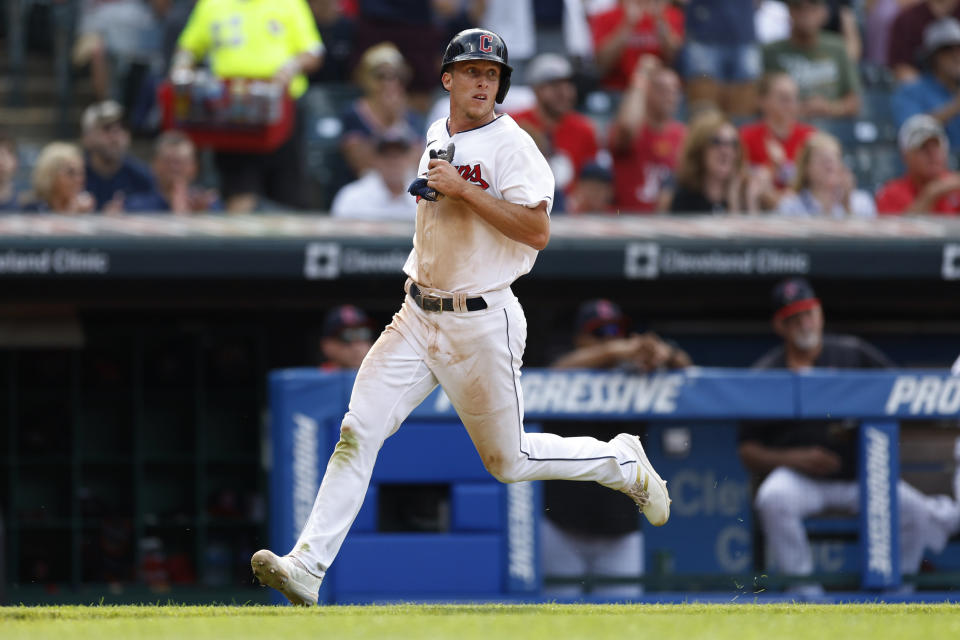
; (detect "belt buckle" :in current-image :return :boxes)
[421,295,443,313]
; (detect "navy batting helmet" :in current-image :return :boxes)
[440,28,512,104]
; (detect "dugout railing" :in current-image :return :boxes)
[268,368,960,603]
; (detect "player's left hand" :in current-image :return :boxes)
[426,158,467,201]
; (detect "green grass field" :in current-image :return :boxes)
[2,603,959,640]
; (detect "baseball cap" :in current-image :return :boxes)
[374,130,415,152]
[898,114,949,153]
[575,299,628,338]
[578,162,613,183]
[81,100,124,132]
[322,305,373,342]
[920,17,960,63]
[526,53,574,86]
[771,277,820,321]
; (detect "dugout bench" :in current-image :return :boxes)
[268,368,960,603]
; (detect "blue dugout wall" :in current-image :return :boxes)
[268,368,960,602]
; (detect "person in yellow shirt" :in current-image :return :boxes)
[171,0,323,212]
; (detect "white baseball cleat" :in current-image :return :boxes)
[251,549,321,606]
[612,433,671,526]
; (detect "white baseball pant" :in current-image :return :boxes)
[291,287,641,577]
[540,518,644,598]
[755,466,960,577]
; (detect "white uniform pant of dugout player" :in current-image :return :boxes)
[756,467,960,577]
[292,285,642,577]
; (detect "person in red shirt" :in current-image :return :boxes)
[511,53,599,194]
[876,113,960,214]
[591,0,685,90]
[608,56,686,213]
[740,72,817,207]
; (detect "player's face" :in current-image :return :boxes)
[444,60,500,123]
[777,306,823,352]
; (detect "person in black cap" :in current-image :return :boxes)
[739,277,960,596]
[319,305,375,370]
[541,299,690,596]
[753,277,892,370]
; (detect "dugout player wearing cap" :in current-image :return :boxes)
[251,29,671,605]
[544,300,690,597]
[739,278,960,596]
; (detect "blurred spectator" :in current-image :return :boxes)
[682,0,761,117]
[823,0,862,61]
[864,0,914,67]
[125,131,220,214]
[566,163,616,214]
[72,0,167,104]
[590,0,685,91]
[172,0,322,212]
[320,305,375,370]
[340,43,425,184]
[542,299,690,597]
[740,277,960,596]
[888,0,960,83]
[762,0,861,118]
[81,101,154,213]
[24,143,96,214]
[483,0,537,71]
[330,132,418,220]
[891,17,960,149]
[308,0,357,84]
[777,132,878,218]
[876,113,960,213]
[0,133,25,212]
[512,54,599,195]
[609,56,685,213]
[670,110,767,214]
[350,1,446,112]
[740,72,816,205]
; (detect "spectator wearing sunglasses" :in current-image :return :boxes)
[319,305,376,370]
[670,110,769,214]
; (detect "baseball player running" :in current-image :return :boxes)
[251,28,670,605]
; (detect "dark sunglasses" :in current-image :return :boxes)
[336,327,372,343]
[710,136,739,148]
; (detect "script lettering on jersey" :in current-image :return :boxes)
[455,164,490,190]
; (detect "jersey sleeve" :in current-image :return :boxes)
[289,0,324,56]
[177,0,211,58]
[497,134,555,215]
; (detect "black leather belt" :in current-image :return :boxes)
[409,283,488,312]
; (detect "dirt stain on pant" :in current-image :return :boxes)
[329,423,360,467]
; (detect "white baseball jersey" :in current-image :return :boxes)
[402,114,555,294]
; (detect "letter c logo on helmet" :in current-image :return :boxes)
[440,28,513,104]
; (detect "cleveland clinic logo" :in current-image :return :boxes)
[304,242,340,279]
[943,244,960,280]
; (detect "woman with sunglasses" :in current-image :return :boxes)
[339,43,425,182]
[670,109,766,214]
[23,142,95,214]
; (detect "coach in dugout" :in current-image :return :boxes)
[739,277,960,597]
[541,299,691,597]
[171,0,322,212]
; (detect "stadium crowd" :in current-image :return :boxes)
[6,0,960,217]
